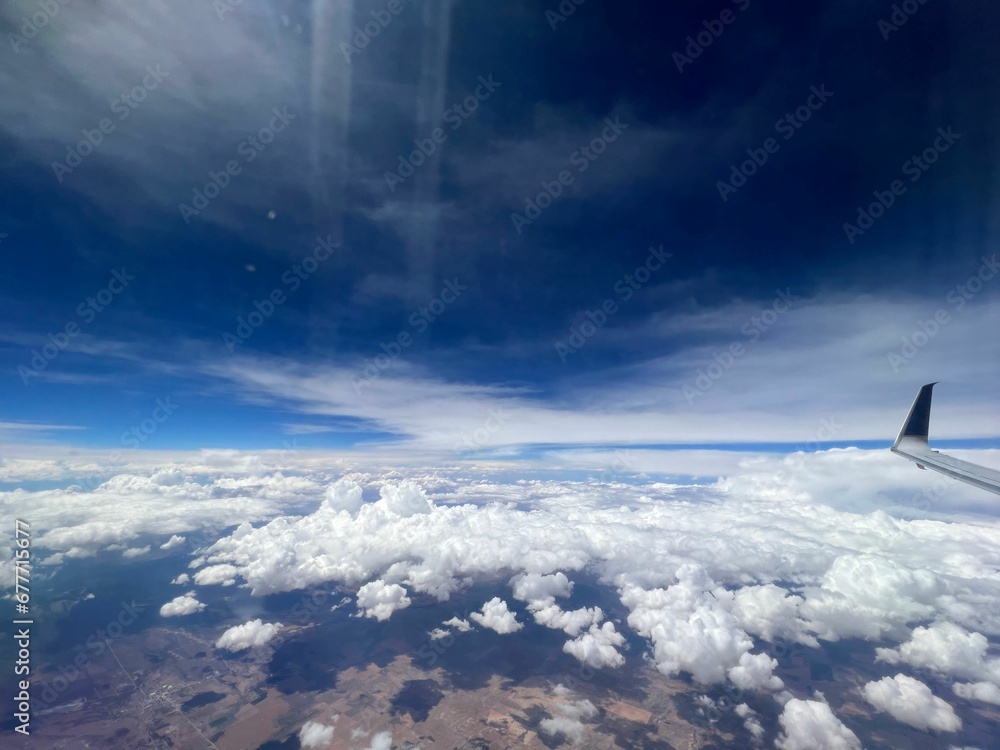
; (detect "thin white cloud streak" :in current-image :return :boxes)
[187,296,1000,453]
[4,296,998,459]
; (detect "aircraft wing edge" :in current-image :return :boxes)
[891,383,1000,496]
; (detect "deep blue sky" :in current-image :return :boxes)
[1,0,998,456]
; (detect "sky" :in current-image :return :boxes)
[1,0,999,462]
[5,6,1000,747]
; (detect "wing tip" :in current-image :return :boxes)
[892,382,938,449]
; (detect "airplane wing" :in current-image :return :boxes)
[891,382,1000,496]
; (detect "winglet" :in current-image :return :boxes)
[892,382,938,450]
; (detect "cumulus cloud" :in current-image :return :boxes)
[160,534,186,550]
[165,471,1000,700]
[731,584,818,647]
[775,699,861,750]
[622,565,757,685]
[298,720,334,748]
[800,554,944,641]
[171,573,190,585]
[511,571,573,602]
[862,673,961,732]
[727,651,784,692]
[442,616,472,632]
[9,459,1000,714]
[563,622,625,669]
[194,564,241,587]
[0,469,320,562]
[876,621,1000,684]
[323,479,364,516]
[122,545,150,558]
[215,618,284,652]
[356,579,411,621]
[539,686,597,745]
[470,597,522,634]
[529,603,603,637]
[159,591,205,617]
[362,731,393,750]
[736,703,765,743]
[953,680,1000,705]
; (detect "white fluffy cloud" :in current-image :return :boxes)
[876,621,1000,684]
[470,597,522,634]
[356,579,411,621]
[442,616,472,632]
[122,545,150,558]
[323,479,365,516]
[362,731,392,750]
[511,571,573,602]
[6,454,1000,716]
[194,564,241,587]
[156,469,1000,701]
[736,703,765,743]
[622,565,759,685]
[215,618,284,652]
[531,603,603,637]
[775,699,861,750]
[562,621,625,669]
[539,686,597,745]
[727,651,783,692]
[862,673,962,732]
[953,681,1000,705]
[161,535,186,550]
[298,720,335,748]
[800,554,945,641]
[159,591,205,617]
